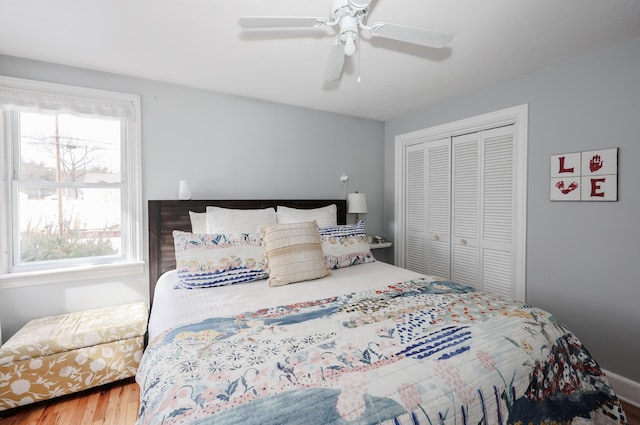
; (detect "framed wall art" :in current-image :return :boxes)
[550,147,618,201]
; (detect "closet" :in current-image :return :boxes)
[395,105,527,300]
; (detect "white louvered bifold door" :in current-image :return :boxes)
[397,106,526,301]
[404,139,450,276]
[480,126,515,297]
[451,125,515,297]
[404,144,427,273]
[451,133,480,287]
[424,139,451,278]
[402,127,516,296]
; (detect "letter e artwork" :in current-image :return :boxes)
[580,148,618,201]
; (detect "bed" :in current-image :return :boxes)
[138,199,627,425]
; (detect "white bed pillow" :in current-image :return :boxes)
[206,206,276,234]
[276,204,337,228]
[188,211,207,234]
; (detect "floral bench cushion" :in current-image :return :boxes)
[0,302,148,411]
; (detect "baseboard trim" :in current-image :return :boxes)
[604,369,640,407]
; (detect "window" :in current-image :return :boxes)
[0,76,143,284]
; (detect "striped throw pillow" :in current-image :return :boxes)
[259,221,330,287]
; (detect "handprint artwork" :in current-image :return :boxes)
[589,154,604,172]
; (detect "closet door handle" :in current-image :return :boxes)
[433,235,440,241]
[460,239,467,245]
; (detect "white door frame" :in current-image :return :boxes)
[394,104,528,301]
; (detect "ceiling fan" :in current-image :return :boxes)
[238,0,453,82]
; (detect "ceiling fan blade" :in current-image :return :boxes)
[238,16,326,29]
[370,23,453,48]
[324,43,346,81]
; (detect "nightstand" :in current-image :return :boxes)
[370,241,392,264]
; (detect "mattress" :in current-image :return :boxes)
[148,261,424,340]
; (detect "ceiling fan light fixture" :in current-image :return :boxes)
[344,34,356,56]
[339,14,358,56]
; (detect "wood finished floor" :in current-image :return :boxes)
[0,379,138,425]
[0,378,638,424]
[625,400,640,425]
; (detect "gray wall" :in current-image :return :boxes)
[2,34,638,384]
[0,55,385,341]
[384,35,640,382]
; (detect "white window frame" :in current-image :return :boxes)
[0,76,144,288]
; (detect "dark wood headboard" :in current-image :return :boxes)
[148,199,347,303]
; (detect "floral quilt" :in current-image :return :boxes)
[136,277,626,425]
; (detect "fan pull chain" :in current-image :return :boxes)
[357,40,362,83]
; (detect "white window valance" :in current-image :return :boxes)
[0,85,136,121]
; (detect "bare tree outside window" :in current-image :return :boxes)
[17,112,122,264]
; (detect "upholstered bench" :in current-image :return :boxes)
[0,302,147,411]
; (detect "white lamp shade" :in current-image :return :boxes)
[347,192,367,214]
[178,180,192,200]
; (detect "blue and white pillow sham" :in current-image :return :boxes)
[318,220,375,270]
[173,230,268,289]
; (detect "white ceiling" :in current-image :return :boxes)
[1,0,640,121]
